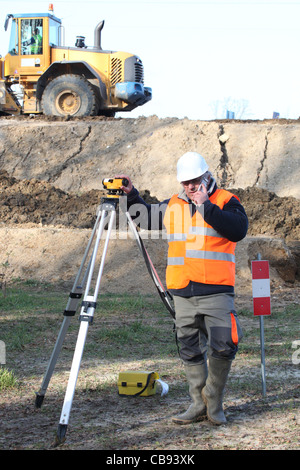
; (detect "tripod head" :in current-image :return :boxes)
[102,178,129,198]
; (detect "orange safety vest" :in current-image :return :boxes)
[163,189,239,290]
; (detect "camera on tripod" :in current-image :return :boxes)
[102,178,129,197]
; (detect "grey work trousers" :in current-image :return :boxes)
[174,293,243,363]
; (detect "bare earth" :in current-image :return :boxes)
[0,115,299,450]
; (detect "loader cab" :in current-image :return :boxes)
[4,13,62,78]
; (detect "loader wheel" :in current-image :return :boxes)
[41,74,99,117]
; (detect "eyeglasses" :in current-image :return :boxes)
[181,176,203,187]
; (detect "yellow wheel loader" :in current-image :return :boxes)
[0,6,152,117]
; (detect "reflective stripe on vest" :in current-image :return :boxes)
[189,226,223,238]
[167,233,188,241]
[185,250,235,262]
[163,189,239,289]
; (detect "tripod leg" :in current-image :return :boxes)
[55,207,116,445]
[35,210,104,408]
[35,316,72,408]
[56,316,90,445]
[93,206,116,299]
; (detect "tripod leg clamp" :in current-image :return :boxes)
[79,300,97,323]
[64,292,83,316]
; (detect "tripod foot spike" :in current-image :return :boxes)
[35,393,44,409]
[55,424,68,446]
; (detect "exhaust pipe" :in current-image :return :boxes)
[94,20,104,49]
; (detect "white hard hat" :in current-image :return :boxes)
[177,152,209,182]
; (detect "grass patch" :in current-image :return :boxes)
[237,303,300,360]
[0,282,298,367]
[0,367,18,390]
[0,281,176,364]
[0,282,67,354]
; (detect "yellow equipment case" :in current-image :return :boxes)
[118,371,159,397]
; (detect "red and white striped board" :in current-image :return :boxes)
[251,260,271,316]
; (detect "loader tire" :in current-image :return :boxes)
[41,74,99,117]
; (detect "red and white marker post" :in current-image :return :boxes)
[252,259,271,316]
[251,254,271,396]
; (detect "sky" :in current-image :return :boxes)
[0,0,300,120]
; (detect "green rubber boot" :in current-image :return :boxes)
[201,356,232,425]
[172,362,208,425]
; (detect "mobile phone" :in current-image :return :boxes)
[198,175,209,192]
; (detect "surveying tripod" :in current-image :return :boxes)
[35,179,175,445]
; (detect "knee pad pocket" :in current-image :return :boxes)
[210,311,243,360]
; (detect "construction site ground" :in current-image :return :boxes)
[0,115,299,451]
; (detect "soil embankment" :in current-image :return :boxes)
[0,115,299,295]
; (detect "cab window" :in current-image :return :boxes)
[21,19,43,55]
[8,18,19,55]
[49,18,60,46]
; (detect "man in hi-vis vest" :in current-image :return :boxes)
[117,151,248,425]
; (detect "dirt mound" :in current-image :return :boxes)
[0,170,102,229]
[0,170,155,229]
[0,170,299,242]
[231,187,300,242]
